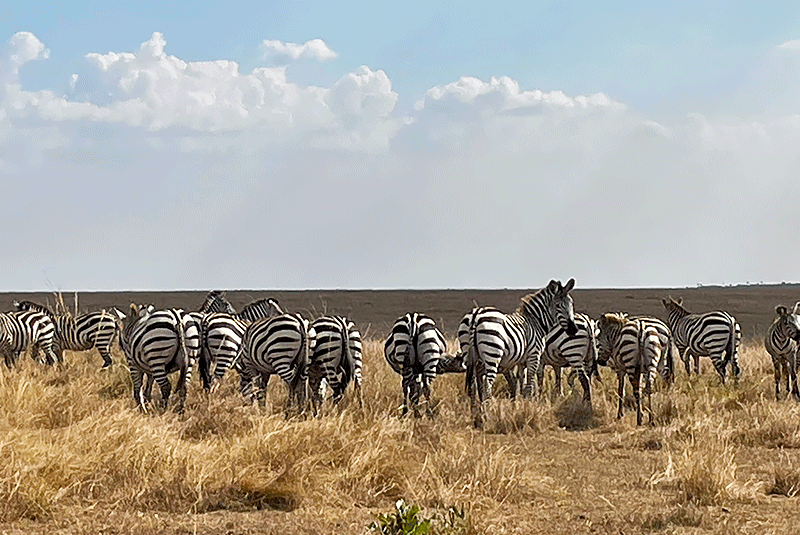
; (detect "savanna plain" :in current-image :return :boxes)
[1,285,799,534]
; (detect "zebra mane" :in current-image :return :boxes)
[515,279,570,317]
[662,296,689,316]
[13,300,56,317]
[599,312,628,325]
[238,298,283,321]
[199,290,236,314]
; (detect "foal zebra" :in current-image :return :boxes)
[309,315,363,413]
[537,312,597,403]
[661,296,740,383]
[385,313,464,417]
[0,309,58,367]
[464,279,578,429]
[14,300,118,368]
[596,313,666,426]
[764,303,800,401]
[115,304,199,413]
[238,313,315,416]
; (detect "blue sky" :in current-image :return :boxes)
[2,2,800,290]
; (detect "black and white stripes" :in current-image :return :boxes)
[662,296,740,383]
[14,300,119,368]
[309,315,363,412]
[384,312,462,417]
[764,303,800,401]
[464,279,578,428]
[0,309,58,367]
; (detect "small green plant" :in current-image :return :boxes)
[368,499,431,535]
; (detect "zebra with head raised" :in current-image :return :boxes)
[385,312,464,418]
[596,313,667,426]
[308,315,363,413]
[464,278,578,429]
[661,296,740,383]
[537,312,598,404]
[194,292,284,391]
[237,313,315,416]
[0,308,58,367]
[114,304,199,413]
[13,300,119,368]
[765,303,800,401]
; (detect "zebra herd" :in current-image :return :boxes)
[2,280,800,428]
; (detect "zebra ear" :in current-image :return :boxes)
[112,307,126,320]
[794,302,800,315]
[776,305,788,316]
[677,297,683,306]
[563,278,575,293]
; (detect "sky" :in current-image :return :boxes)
[2,1,800,291]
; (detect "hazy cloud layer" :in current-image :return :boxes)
[1,32,800,291]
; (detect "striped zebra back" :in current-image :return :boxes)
[310,315,363,401]
[662,296,740,380]
[240,312,313,389]
[384,312,447,378]
[237,299,284,323]
[542,312,597,373]
[0,310,58,366]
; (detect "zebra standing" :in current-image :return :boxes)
[195,292,284,390]
[661,296,740,383]
[458,308,526,400]
[628,315,677,387]
[764,303,800,401]
[237,313,315,416]
[536,312,597,404]
[464,279,578,429]
[14,300,119,368]
[0,309,58,367]
[596,313,665,426]
[114,304,199,413]
[384,312,464,418]
[308,315,363,413]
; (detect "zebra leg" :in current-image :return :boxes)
[644,370,654,426]
[258,372,271,408]
[693,352,701,376]
[789,358,800,401]
[503,369,518,400]
[401,366,418,417]
[130,369,147,412]
[616,370,625,420]
[554,366,563,400]
[308,366,324,416]
[98,344,113,368]
[576,368,591,405]
[773,357,782,401]
[154,372,172,411]
[632,371,642,426]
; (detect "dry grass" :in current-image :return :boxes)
[0,339,799,533]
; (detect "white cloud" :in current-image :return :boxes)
[2,32,800,290]
[777,40,800,50]
[261,38,337,61]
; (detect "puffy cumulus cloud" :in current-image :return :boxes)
[5,32,49,70]
[1,32,397,151]
[401,75,629,154]
[261,38,337,62]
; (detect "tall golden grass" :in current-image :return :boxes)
[1,338,800,533]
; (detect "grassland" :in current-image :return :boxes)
[0,335,799,535]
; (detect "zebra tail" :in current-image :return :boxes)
[465,310,479,395]
[726,318,738,376]
[339,318,354,391]
[174,312,190,388]
[292,316,311,392]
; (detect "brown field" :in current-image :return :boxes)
[1,285,800,534]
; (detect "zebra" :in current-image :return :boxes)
[764,303,800,401]
[308,315,363,413]
[114,304,199,413]
[13,300,119,368]
[661,296,740,383]
[464,278,578,429]
[596,313,666,426]
[0,309,58,367]
[237,313,315,416]
[457,308,526,400]
[384,312,465,418]
[536,312,598,403]
[194,292,283,390]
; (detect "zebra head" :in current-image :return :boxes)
[595,312,627,366]
[548,278,578,337]
[661,296,689,322]
[436,353,467,374]
[775,305,800,342]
